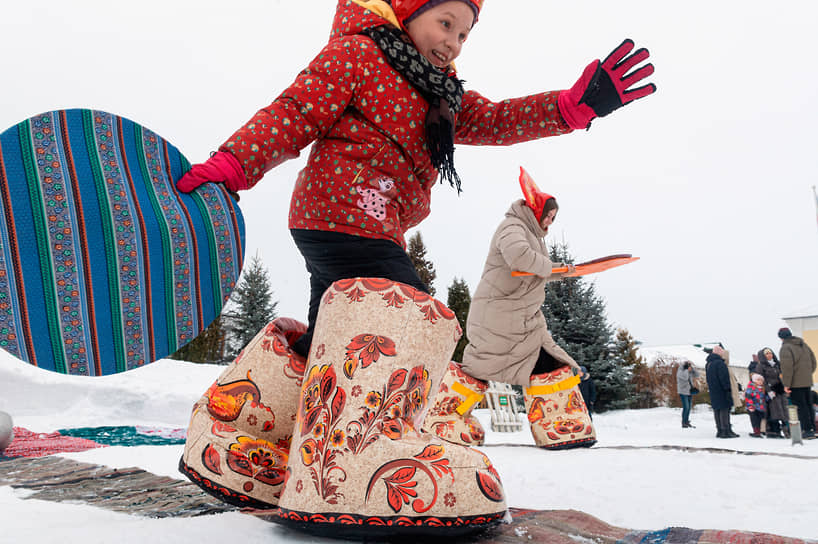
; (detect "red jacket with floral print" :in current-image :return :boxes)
[220,0,573,248]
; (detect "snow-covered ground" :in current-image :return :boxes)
[1,353,816,543]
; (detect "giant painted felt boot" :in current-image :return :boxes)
[525,365,596,449]
[422,361,487,446]
[179,317,307,508]
[271,279,506,539]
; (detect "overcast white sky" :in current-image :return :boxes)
[3,0,818,365]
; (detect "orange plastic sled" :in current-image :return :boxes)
[512,254,639,278]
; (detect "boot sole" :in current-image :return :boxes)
[178,457,278,510]
[537,438,597,450]
[262,507,506,540]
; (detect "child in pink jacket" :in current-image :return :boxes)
[744,373,766,438]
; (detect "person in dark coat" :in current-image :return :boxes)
[756,346,788,438]
[747,353,760,374]
[578,366,597,419]
[705,345,738,438]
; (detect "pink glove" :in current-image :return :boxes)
[558,39,656,130]
[176,151,248,193]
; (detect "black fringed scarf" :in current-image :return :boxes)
[362,24,465,193]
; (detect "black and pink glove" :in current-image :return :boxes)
[558,39,656,130]
[176,150,248,194]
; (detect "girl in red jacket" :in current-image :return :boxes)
[177,0,656,357]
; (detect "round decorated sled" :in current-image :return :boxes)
[0,109,245,375]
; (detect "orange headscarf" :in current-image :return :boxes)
[519,167,555,222]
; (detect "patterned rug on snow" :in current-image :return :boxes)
[1,425,186,458]
[0,456,814,542]
[0,455,233,517]
[56,425,186,446]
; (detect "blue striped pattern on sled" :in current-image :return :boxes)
[0,109,244,375]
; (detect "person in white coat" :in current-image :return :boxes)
[676,361,699,428]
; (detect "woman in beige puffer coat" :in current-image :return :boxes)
[461,169,580,386]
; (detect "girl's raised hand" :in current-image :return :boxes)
[557,38,656,131]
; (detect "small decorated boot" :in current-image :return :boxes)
[422,361,487,446]
[271,278,506,539]
[180,317,307,508]
[525,365,596,449]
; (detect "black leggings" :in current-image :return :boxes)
[749,410,765,431]
[289,229,429,357]
[531,348,563,375]
[790,387,815,433]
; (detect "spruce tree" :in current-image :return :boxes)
[222,254,278,357]
[541,242,619,411]
[603,328,643,410]
[170,315,227,364]
[407,231,437,296]
[613,328,644,368]
[610,329,645,408]
[446,277,471,363]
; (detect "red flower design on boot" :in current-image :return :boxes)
[343,334,397,379]
[227,436,287,487]
[295,363,348,503]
